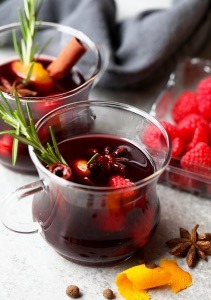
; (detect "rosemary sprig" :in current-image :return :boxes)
[13,0,43,65]
[0,90,67,166]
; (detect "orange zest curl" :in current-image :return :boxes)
[116,259,192,300]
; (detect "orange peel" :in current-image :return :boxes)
[116,259,192,300]
[117,273,150,300]
[160,259,192,293]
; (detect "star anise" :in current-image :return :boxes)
[0,77,37,97]
[166,224,211,268]
[88,145,129,176]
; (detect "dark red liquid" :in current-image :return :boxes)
[0,58,85,97]
[32,135,160,266]
[61,135,155,185]
[0,58,86,173]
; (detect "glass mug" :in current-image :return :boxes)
[1,100,171,266]
[0,21,103,173]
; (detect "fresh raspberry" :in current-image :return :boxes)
[143,124,163,150]
[144,121,184,157]
[172,91,198,123]
[0,134,25,157]
[161,121,178,140]
[177,113,208,143]
[0,134,13,156]
[209,122,211,146]
[108,175,135,189]
[134,195,147,211]
[196,77,211,121]
[131,206,155,247]
[186,123,209,152]
[171,137,184,157]
[181,142,211,177]
[169,172,204,192]
[94,210,125,232]
[161,121,184,157]
[0,134,13,147]
[107,175,136,213]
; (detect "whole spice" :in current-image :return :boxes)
[145,262,157,269]
[48,163,72,180]
[166,224,211,268]
[103,288,115,299]
[88,145,129,177]
[66,285,80,298]
[0,77,37,97]
[47,37,87,79]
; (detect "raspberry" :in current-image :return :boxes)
[95,210,125,232]
[131,206,155,247]
[144,121,184,158]
[0,134,13,157]
[209,122,211,145]
[0,134,25,157]
[161,121,178,140]
[161,121,184,157]
[169,172,204,192]
[177,113,208,143]
[196,77,211,121]
[143,124,163,150]
[172,91,198,123]
[108,175,135,189]
[186,123,209,152]
[171,137,184,157]
[107,175,136,213]
[181,142,211,177]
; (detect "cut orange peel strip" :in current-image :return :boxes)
[116,259,192,300]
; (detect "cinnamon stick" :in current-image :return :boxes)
[47,37,87,79]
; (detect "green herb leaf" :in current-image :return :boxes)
[0,90,67,167]
[12,124,20,166]
[13,0,43,65]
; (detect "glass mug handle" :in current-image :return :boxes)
[1,180,45,234]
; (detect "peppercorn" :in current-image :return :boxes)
[103,288,115,299]
[66,285,80,298]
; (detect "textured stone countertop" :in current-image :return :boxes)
[1,1,211,300]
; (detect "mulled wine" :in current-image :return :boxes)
[32,134,160,266]
[0,58,85,97]
[0,58,86,173]
[1,100,171,266]
[0,19,101,173]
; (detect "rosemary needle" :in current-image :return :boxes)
[0,90,67,166]
[13,0,43,65]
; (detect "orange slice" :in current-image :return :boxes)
[11,61,54,93]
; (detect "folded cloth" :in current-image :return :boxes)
[0,0,210,89]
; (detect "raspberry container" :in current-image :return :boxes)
[150,57,211,199]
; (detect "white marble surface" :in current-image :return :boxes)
[1,1,211,300]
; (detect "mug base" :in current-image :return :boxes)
[58,252,136,267]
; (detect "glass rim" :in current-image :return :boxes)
[28,100,172,192]
[0,21,101,102]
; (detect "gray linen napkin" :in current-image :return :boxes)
[0,0,210,89]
